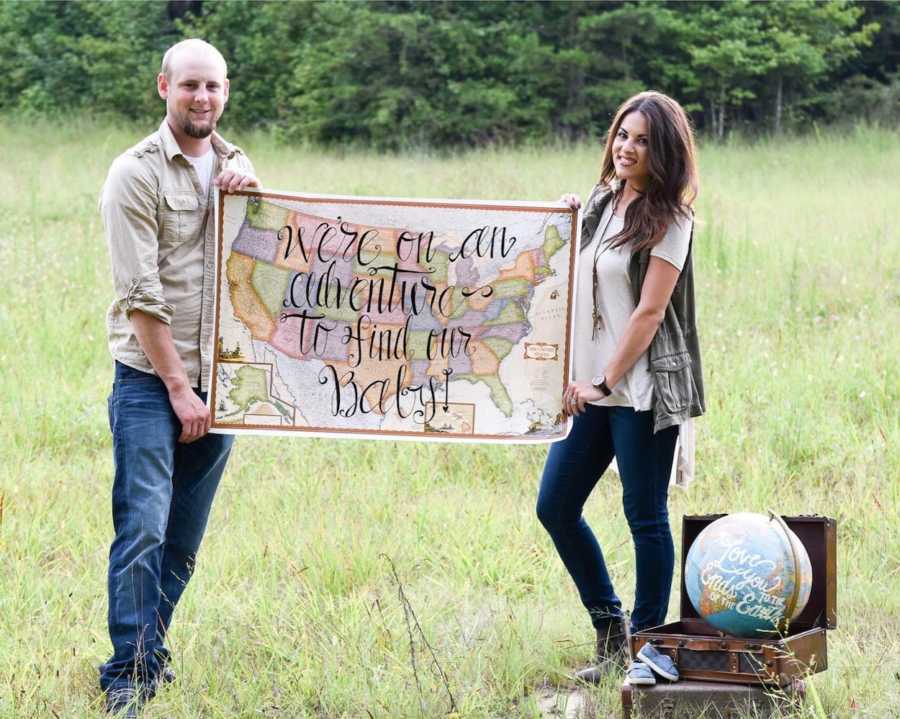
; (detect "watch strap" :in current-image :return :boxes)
[592,375,612,397]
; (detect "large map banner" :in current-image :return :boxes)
[210,190,579,442]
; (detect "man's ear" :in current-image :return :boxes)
[157,72,169,100]
[223,77,230,105]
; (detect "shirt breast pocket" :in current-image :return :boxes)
[160,192,202,245]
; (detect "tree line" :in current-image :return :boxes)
[1,0,897,148]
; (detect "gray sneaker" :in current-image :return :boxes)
[636,642,679,682]
[626,661,656,686]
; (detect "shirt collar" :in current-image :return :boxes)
[158,119,236,162]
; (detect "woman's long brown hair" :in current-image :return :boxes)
[599,91,698,252]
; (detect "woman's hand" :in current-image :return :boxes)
[559,193,581,211]
[563,380,604,416]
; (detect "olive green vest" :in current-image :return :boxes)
[580,184,705,433]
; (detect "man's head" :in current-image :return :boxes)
[157,39,229,144]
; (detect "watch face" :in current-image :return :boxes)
[591,376,603,387]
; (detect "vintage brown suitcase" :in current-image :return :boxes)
[621,679,805,719]
[630,515,836,686]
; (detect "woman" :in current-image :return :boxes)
[536,91,704,683]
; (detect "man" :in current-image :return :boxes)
[99,38,258,716]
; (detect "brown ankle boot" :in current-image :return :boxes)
[574,616,628,684]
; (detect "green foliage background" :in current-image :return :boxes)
[1,0,897,148]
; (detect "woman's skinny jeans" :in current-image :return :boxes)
[537,405,678,632]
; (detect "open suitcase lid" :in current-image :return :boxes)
[680,514,837,630]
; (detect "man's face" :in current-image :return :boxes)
[157,47,229,142]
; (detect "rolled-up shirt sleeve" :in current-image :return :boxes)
[99,154,175,324]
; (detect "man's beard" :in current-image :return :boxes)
[183,118,215,139]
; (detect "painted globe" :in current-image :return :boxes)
[684,513,813,637]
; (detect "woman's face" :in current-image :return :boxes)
[612,111,650,189]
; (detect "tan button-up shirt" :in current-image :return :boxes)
[100,120,254,391]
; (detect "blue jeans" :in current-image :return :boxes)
[536,405,678,632]
[100,361,233,692]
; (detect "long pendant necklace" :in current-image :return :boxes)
[590,195,620,339]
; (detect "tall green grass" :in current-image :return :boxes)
[0,117,897,717]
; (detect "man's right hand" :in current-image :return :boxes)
[130,310,212,443]
[168,385,211,443]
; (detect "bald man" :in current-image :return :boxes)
[99,39,259,715]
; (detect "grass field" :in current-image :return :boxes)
[0,118,897,718]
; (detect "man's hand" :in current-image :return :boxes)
[130,311,211,443]
[168,385,211,443]
[562,380,604,416]
[214,170,260,193]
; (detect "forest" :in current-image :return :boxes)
[1,0,897,148]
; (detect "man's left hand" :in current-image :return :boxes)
[214,170,260,193]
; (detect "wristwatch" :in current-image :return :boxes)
[591,375,612,397]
